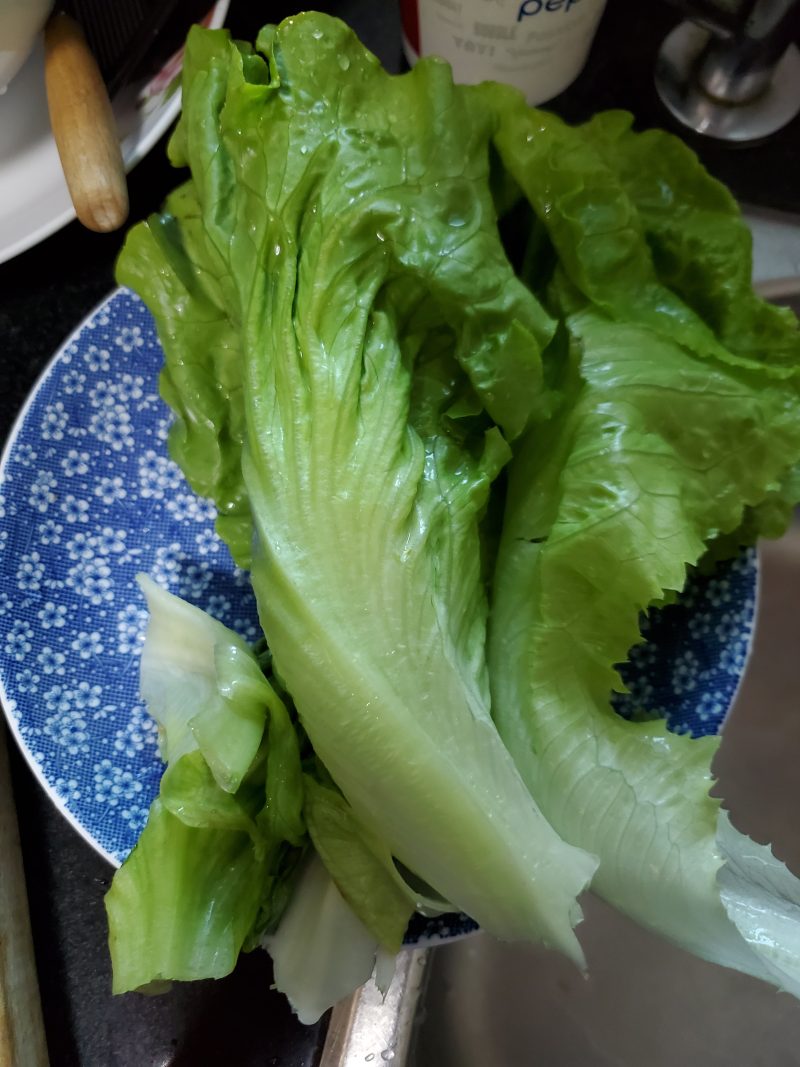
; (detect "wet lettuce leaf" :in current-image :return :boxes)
[110,9,800,1021]
[117,12,596,968]
[106,580,307,991]
[486,105,800,989]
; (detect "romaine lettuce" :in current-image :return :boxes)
[485,98,800,994]
[110,9,800,1020]
[117,14,596,965]
[106,578,307,991]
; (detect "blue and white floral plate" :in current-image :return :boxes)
[0,289,758,938]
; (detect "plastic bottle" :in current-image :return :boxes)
[400,0,607,104]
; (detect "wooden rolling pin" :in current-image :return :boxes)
[0,724,49,1067]
[44,12,129,234]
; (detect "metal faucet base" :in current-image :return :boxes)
[655,21,800,142]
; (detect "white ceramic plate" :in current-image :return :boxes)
[0,0,229,266]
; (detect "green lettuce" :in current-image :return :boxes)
[110,9,800,1018]
[486,94,800,988]
[121,197,252,565]
[581,110,800,552]
[265,853,397,1026]
[108,578,424,1019]
[117,13,596,965]
[303,776,414,953]
[490,309,800,988]
[106,578,308,991]
[580,110,799,372]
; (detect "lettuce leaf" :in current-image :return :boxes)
[136,575,270,792]
[107,798,269,991]
[485,108,800,992]
[119,198,252,565]
[489,303,800,990]
[303,776,414,953]
[118,14,596,961]
[111,9,800,1014]
[264,853,395,1026]
[485,91,735,365]
[580,110,800,553]
[106,580,308,992]
[108,576,422,1009]
[580,111,800,373]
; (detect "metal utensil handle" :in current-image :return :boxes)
[696,0,800,103]
[655,0,800,140]
[319,948,429,1067]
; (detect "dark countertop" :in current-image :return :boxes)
[1,2,798,1065]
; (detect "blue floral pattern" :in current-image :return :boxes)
[0,289,260,864]
[612,549,757,738]
[0,289,758,930]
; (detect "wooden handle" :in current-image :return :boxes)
[44,12,129,233]
[0,725,49,1067]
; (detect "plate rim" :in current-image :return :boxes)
[0,287,134,869]
[0,0,230,268]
